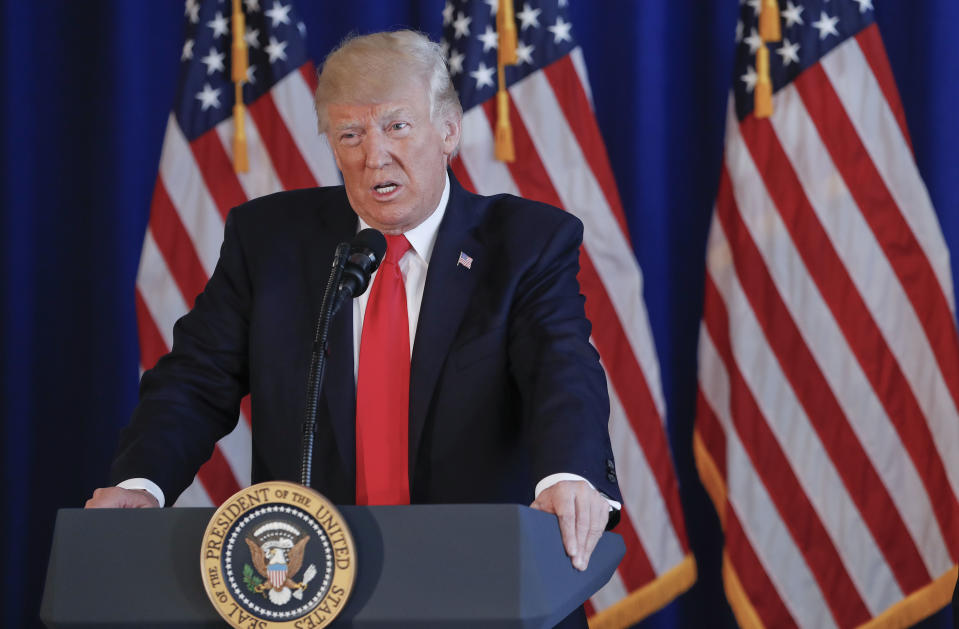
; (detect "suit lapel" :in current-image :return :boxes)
[310,192,358,483]
[408,175,485,479]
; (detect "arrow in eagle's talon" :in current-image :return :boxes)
[293,564,317,600]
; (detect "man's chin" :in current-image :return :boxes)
[354,206,415,234]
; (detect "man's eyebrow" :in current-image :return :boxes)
[333,107,415,131]
[378,107,414,121]
[334,121,362,132]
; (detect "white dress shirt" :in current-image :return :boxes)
[122,173,618,509]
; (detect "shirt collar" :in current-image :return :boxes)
[357,172,449,265]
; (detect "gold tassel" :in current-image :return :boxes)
[231,0,249,172]
[233,84,249,171]
[754,43,773,119]
[493,0,518,162]
[759,0,782,42]
[497,0,517,66]
[494,56,515,162]
[230,0,248,82]
[494,87,515,162]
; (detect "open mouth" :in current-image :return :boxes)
[372,182,400,198]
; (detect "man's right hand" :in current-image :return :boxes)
[85,487,159,509]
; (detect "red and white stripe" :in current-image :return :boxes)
[695,24,959,628]
[453,49,695,627]
[269,566,287,590]
[137,64,340,507]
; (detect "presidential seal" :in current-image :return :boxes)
[200,481,356,629]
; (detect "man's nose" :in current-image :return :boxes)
[364,132,392,169]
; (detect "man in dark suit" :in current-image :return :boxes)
[87,30,621,584]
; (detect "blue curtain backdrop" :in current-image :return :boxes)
[1,1,955,627]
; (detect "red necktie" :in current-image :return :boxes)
[355,234,411,505]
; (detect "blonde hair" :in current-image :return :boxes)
[314,30,463,134]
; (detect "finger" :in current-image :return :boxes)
[580,498,608,570]
[531,490,578,561]
[555,495,579,561]
[85,487,157,509]
[85,488,110,509]
[572,492,593,571]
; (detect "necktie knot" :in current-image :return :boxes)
[384,234,411,265]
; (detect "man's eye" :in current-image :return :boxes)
[391,122,408,131]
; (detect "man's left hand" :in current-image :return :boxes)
[530,480,610,571]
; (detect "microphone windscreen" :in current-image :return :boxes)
[352,228,387,264]
[336,227,387,302]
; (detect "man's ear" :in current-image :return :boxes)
[441,115,462,157]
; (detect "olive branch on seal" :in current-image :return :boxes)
[243,563,263,594]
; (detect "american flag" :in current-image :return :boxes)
[695,0,959,627]
[443,1,695,625]
[137,0,340,507]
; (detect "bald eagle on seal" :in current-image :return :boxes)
[245,535,312,605]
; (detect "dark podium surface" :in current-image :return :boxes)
[41,504,625,628]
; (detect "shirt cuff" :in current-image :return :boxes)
[117,478,165,507]
[535,473,622,511]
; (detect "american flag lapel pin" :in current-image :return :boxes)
[457,251,473,270]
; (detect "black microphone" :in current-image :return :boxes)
[299,228,388,487]
[331,228,387,315]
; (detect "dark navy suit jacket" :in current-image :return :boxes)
[111,174,622,510]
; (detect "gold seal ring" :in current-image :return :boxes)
[200,481,356,628]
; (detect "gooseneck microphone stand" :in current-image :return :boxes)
[300,242,350,487]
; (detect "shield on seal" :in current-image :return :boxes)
[268,563,287,590]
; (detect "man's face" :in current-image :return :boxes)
[326,81,460,235]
